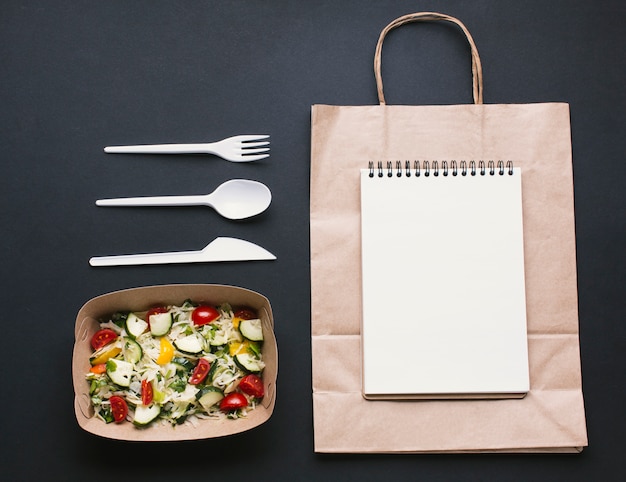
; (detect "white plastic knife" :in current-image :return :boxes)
[89,237,276,266]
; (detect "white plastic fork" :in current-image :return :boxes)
[104,134,270,162]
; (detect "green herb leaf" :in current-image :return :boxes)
[168,378,187,393]
[110,311,129,327]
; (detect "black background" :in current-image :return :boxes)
[2,1,624,480]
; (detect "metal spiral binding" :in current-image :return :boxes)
[369,160,514,177]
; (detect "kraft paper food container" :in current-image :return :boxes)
[72,284,277,441]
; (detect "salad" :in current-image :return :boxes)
[86,300,266,427]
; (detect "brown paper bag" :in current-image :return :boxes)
[310,12,587,453]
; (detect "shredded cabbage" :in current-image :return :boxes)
[86,302,265,427]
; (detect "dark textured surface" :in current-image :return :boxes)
[1,1,624,480]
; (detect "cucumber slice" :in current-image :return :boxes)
[133,404,161,426]
[208,360,223,382]
[234,353,263,373]
[125,313,148,339]
[106,359,134,387]
[197,387,224,411]
[171,356,194,373]
[174,334,204,354]
[239,318,263,342]
[208,330,228,347]
[123,338,143,363]
[149,312,173,336]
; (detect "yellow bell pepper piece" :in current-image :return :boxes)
[156,337,175,365]
[229,340,250,356]
[232,317,242,329]
[90,346,122,365]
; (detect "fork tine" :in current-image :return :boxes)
[240,141,270,148]
[233,153,270,162]
[232,134,270,142]
[236,147,270,154]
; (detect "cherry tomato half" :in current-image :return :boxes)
[239,374,264,398]
[146,306,168,327]
[189,358,211,385]
[234,308,257,320]
[141,379,154,405]
[109,395,128,423]
[219,392,249,412]
[91,329,118,351]
[192,305,220,326]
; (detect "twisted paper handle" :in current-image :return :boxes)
[374,12,483,105]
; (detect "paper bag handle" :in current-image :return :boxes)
[374,12,483,105]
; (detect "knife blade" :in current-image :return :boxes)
[89,237,276,266]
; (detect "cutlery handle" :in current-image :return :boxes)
[104,143,215,154]
[89,237,276,267]
[90,250,201,266]
[96,195,209,207]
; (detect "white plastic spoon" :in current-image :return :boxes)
[96,179,271,220]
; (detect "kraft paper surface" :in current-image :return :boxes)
[310,12,587,453]
[310,102,588,453]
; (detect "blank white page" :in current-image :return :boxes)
[360,165,529,399]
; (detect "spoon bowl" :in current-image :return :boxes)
[96,179,272,220]
[206,179,272,219]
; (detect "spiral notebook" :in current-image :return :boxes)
[360,160,529,400]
